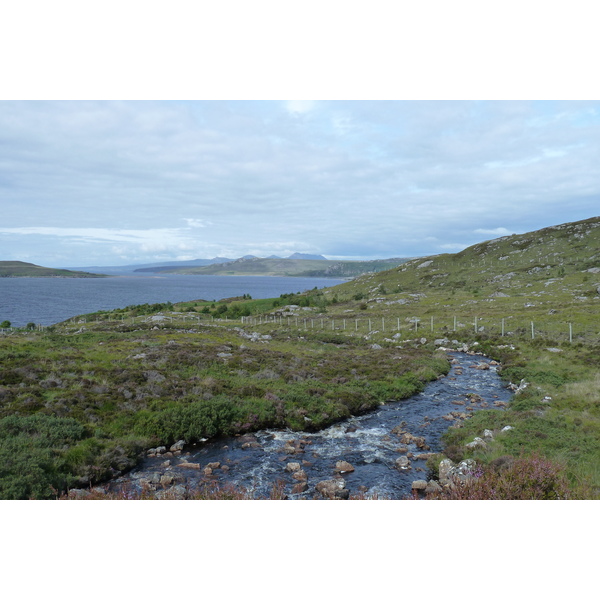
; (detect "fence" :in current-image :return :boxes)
[4,312,597,345]
[238,314,598,344]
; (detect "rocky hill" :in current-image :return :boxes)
[335,216,600,307]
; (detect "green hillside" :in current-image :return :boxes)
[0,261,106,278]
[332,216,600,313]
[137,256,409,277]
[0,217,599,499]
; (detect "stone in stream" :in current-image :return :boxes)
[170,440,186,452]
[292,482,309,494]
[285,462,302,473]
[315,478,349,500]
[335,460,355,473]
[395,456,411,470]
[292,469,308,482]
[177,462,201,470]
[411,480,428,491]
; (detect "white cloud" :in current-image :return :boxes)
[1,100,599,267]
[184,218,210,228]
[285,100,316,114]
[474,227,515,237]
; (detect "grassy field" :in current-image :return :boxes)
[1,217,598,499]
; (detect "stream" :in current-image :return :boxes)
[107,352,513,499]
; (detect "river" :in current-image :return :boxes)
[106,352,512,500]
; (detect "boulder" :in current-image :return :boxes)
[315,478,348,499]
[438,459,455,485]
[160,474,175,486]
[206,462,221,470]
[285,462,302,473]
[291,482,309,494]
[292,469,308,482]
[170,440,186,452]
[335,460,355,473]
[411,479,428,491]
[176,462,201,470]
[425,480,442,494]
[395,456,410,470]
[465,437,487,450]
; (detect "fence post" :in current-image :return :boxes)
[431,316,434,332]
[397,317,400,331]
[531,321,535,340]
[382,317,385,332]
[569,322,573,343]
[501,318,505,337]
[474,316,477,334]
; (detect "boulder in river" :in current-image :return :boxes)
[170,440,186,452]
[292,482,309,494]
[335,460,355,473]
[395,456,411,470]
[292,469,308,482]
[315,478,349,499]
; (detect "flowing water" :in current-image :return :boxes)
[108,352,513,499]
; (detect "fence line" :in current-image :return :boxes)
[6,311,596,345]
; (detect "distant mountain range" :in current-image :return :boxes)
[67,253,331,275]
[132,256,410,277]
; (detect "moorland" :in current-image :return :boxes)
[0,216,598,499]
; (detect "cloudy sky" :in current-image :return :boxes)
[1,99,599,267]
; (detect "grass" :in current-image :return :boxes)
[2,216,599,499]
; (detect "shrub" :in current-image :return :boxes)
[431,453,572,500]
[0,414,88,499]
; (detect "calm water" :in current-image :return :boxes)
[0,275,345,327]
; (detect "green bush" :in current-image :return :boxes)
[0,414,88,499]
[132,396,240,444]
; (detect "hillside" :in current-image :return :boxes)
[333,216,600,311]
[136,256,410,277]
[1,216,599,500]
[0,261,106,278]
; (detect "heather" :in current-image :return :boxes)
[2,217,599,499]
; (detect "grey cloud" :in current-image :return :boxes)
[1,101,599,266]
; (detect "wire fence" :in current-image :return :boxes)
[4,311,598,345]
[238,314,598,344]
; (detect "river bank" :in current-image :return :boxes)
[68,351,513,500]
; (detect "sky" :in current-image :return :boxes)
[1,99,599,267]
